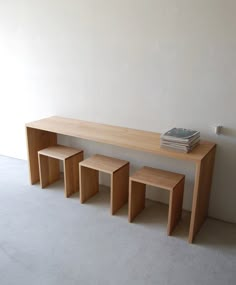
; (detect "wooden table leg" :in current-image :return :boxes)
[26,127,57,184]
[111,163,129,215]
[189,146,216,243]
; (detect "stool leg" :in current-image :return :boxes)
[167,178,185,235]
[111,163,129,215]
[79,165,99,203]
[38,154,60,188]
[128,180,146,222]
[64,152,84,198]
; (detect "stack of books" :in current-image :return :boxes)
[160,128,200,153]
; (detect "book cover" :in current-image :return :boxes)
[161,128,200,142]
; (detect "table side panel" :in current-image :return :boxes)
[189,146,216,243]
[26,127,57,184]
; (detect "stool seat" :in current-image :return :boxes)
[80,154,128,174]
[130,166,184,191]
[129,166,185,236]
[38,145,83,197]
[38,145,82,160]
[79,154,129,215]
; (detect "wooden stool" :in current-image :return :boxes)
[79,154,129,215]
[38,145,83,197]
[129,166,185,235]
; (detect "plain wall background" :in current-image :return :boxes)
[0,0,235,223]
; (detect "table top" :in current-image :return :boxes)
[26,116,216,162]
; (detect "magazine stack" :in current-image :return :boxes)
[160,128,200,153]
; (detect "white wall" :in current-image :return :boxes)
[0,0,235,223]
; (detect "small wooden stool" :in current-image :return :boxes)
[129,166,185,235]
[79,154,129,215]
[38,145,83,197]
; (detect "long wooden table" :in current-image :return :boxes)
[26,116,216,243]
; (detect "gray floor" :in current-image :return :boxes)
[0,156,235,285]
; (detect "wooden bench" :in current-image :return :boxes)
[129,166,185,235]
[79,154,129,215]
[38,145,83,197]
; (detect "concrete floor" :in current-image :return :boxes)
[0,155,235,285]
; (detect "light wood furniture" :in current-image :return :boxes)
[26,116,216,243]
[79,154,129,215]
[129,166,185,235]
[38,145,83,197]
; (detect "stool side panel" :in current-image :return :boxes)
[111,163,129,215]
[128,180,146,222]
[167,178,185,235]
[64,152,84,197]
[38,154,60,188]
[79,165,99,203]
